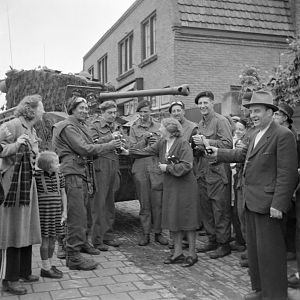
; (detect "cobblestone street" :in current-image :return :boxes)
[0,200,297,300]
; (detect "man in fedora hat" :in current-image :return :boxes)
[274,102,298,140]
[206,90,298,300]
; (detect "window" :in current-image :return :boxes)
[119,33,133,75]
[88,66,94,79]
[98,54,107,83]
[142,12,156,60]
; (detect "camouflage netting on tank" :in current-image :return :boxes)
[5,69,93,111]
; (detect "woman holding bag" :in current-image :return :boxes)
[0,94,44,295]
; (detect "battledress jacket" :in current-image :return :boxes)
[52,116,115,178]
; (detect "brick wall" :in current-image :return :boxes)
[83,0,176,91]
[174,38,289,112]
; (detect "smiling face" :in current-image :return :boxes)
[249,104,273,130]
[273,110,287,125]
[197,96,214,116]
[72,101,89,122]
[138,106,151,123]
[170,104,184,122]
[102,107,117,124]
[234,121,246,140]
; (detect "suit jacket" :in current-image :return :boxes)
[217,121,298,214]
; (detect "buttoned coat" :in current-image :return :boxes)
[218,121,298,214]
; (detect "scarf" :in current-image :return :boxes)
[4,144,33,207]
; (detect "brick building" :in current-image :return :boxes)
[83,0,299,120]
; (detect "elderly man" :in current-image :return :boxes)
[52,96,121,270]
[129,100,168,246]
[90,101,123,250]
[192,91,233,259]
[208,90,298,300]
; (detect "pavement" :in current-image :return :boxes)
[0,200,298,300]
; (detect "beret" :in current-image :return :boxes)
[136,100,151,112]
[195,91,214,104]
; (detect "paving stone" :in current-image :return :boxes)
[69,270,97,279]
[100,292,133,300]
[19,291,52,300]
[107,282,137,293]
[113,274,140,283]
[60,278,90,289]
[119,266,145,274]
[0,295,19,300]
[133,280,163,290]
[50,288,81,299]
[101,261,126,269]
[72,297,100,300]
[88,276,116,286]
[129,290,161,300]
[32,281,61,292]
[94,268,121,277]
[80,286,110,296]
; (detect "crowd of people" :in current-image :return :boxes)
[0,90,299,300]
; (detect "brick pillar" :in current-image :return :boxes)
[291,0,300,37]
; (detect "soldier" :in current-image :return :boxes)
[90,101,123,250]
[129,100,168,246]
[52,96,121,270]
[192,91,233,259]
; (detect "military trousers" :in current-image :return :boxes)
[92,159,119,246]
[65,175,89,253]
[198,177,231,244]
[133,169,163,234]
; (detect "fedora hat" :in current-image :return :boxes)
[278,102,294,123]
[243,90,278,111]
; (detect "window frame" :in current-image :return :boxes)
[141,11,156,61]
[98,54,108,84]
[118,32,133,76]
[88,66,94,79]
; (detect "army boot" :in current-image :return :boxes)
[138,234,150,246]
[66,252,98,270]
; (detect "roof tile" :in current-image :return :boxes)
[177,0,294,35]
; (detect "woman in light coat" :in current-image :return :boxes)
[0,94,44,295]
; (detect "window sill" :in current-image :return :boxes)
[138,54,157,69]
[116,69,134,82]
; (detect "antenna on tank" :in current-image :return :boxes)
[6,3,14,67]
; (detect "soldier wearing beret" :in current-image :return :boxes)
[129,100,168,246]
[192,91,233,259]
[90,100,124,250]
[52,96,121,271]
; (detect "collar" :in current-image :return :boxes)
[68,115,86,126]
[136,117,154,128]
[258,120,272,134]
[201,111,215,124]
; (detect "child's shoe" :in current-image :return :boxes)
[40,268,63,279]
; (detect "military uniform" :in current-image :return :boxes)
[90,117,120,247]
[129,118,163,238]
[195,111,233,251]
[52,116,115,258]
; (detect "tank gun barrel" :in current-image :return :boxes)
[98,84,190,100]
